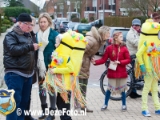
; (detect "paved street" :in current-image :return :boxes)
[0,26,160,120]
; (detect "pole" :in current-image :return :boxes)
[96,0,97,19]
[111,0,112,15]
[103,0,105,25]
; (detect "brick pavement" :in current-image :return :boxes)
[0,27,160,120]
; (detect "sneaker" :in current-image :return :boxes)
[155,110,160,115]
[101,105,107,111]
[122,105,127,111]
[142,110,151,117]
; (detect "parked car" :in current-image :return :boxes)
[89,19,103,28]
[73,23,92,36]
[67,22,79,30]
[98,27,130,55]
[54,18,68,31]
[58,21,69,33]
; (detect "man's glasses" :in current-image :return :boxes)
[23,22,34,27]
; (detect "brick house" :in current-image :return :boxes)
[55,0,121,21]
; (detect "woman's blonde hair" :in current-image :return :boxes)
[98,26,110,40]
[38,12,53,29]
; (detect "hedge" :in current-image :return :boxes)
[81,18,88,23]
[3,7,31,17]
[4,24,11,28]
[2,19,11,24]
[1,26,7,33]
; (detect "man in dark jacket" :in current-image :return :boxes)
[3,13,39,120]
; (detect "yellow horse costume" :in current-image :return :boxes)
[135,19,160,113]
[43,30,87,107]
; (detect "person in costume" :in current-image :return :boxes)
[44,30,87,120]
[126,18,142,99]
[37,13,59,120]
[92,32,130,111]
[78,26,110,112]
[135,12,160,117]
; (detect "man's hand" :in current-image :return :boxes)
[33,43,39,50]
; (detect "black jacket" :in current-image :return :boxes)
[3,26,35,75]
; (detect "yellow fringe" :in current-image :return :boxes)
[71,76,86,108]
[43,71,69,103]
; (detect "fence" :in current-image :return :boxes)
[104,16,146,28]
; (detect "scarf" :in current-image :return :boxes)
[37,27,50,78]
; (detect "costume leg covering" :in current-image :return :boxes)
[151,78,160,110]
[142,76,152,111]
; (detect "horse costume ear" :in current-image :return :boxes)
[158,31,160,40]
[0,89,16,116]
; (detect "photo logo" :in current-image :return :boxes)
[0,89,16,116]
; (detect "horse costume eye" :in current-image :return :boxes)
[158,31,160,40]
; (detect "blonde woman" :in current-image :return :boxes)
[37,13,58,120]
[78,26,110,112]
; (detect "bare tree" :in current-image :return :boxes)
[121,0,160,17]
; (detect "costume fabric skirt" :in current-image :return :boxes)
[107,78,128,95]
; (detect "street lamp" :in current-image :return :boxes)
[67,0,71,21]
[54,5,57,18]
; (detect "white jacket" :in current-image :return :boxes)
[126,27,140,55]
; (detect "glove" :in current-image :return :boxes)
[140,64,146,73]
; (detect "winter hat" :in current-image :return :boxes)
[132,19,141,26]
[17,13,32,22]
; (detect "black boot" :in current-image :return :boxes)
[25,115,37,120]
[44,108,56,120]
[129,92,141,98]
[39,103,48,120]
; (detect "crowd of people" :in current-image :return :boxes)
[2,12,160,120]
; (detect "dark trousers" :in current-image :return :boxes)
[56,92,72,120]
[24,84,33,120]
[79,78,88,99]
[4,72,32,120]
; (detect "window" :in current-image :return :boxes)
[92,0,97,7]
[86,7,90,11]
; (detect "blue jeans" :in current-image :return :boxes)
[4,72,32,120]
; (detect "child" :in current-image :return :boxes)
[92,32,131,111]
